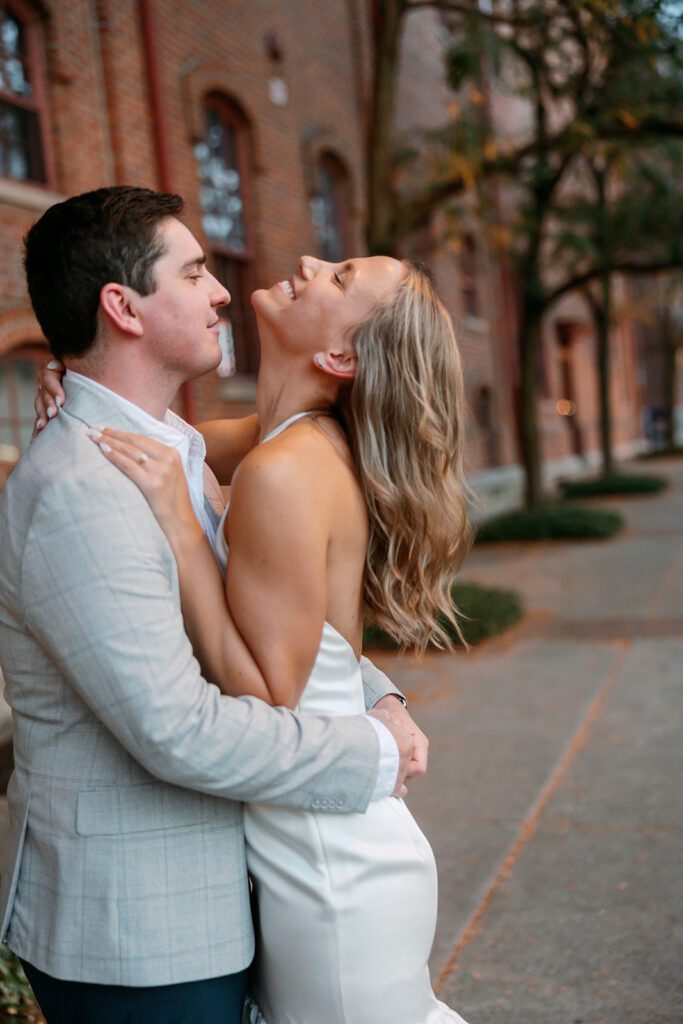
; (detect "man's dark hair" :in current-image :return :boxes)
[24,185,184,360]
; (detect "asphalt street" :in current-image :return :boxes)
[386,456,683,1024]
[1,457,681,1024]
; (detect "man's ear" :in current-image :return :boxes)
[100,283,144,338]
[313,350,357,381]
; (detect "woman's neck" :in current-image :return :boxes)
[255,361,337,439]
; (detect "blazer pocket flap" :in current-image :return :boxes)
[76,784,234,836]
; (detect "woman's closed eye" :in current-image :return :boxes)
[333,272,344,290]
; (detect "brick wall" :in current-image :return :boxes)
[0,0,644,474]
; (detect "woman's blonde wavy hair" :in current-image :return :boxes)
[337,259,472,652]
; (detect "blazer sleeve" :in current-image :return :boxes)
[20,468,380,814]
[360,656,405,711]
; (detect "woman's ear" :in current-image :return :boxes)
[100,283,144,338]
[313,350,357,380]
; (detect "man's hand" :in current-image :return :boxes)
[372,696,430,785]
[368,699,423,798]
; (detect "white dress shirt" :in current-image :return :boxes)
[65,371,399,799]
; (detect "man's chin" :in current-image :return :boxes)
[185,350,223,382]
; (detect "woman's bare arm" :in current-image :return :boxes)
[197,415,260,484]
[94,427,327,708]
[33,359,259,483]
[224,442,330,706]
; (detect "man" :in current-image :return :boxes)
[0,186,425,1023]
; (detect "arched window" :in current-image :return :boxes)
[0,344,44,473]
[459,234,480,318]
[311,152,351,264]
[194,94,257,376]
[0,2,53,185]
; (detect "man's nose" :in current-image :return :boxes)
[210,275,230,308]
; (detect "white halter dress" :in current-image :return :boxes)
[214,412,469,1024]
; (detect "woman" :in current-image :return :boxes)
[37,253,472,1023]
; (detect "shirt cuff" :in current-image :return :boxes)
[366,715,400,800]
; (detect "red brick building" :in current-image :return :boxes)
[0,0,648,504]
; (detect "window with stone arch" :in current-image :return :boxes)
[0,343,45,478]
[459,233,481,318]
[0,0,54,186]
[311,151,351,264]
[194,92,258,377]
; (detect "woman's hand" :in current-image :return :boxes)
[90,428,202,546]
[34,358,66,435]
[90,427,274,704]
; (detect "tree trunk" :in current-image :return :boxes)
[595,274,614,477]
[518,300,544,508]
[366,0,406,255]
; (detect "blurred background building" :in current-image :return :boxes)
[0,0,677,503]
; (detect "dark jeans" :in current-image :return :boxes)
[21,958,248,1024]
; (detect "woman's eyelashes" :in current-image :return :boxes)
[333,272,344,290]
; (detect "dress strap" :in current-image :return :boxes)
[260,409,326,444]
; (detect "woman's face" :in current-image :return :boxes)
[252,254,406,360]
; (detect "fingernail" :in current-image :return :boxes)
[46,406,56,419]
[86,428,102,441]
[55,396,64,408]
[46,360,61,370]
[99,442,112,454]
[35,418,44,430]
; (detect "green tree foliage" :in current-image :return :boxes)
[368,0,683,505]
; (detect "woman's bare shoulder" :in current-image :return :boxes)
[235,418,351,488]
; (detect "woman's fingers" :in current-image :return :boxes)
[90,432,156,470]
[100,429,173,462]
[91,434,151,487]
[33,359,66,432]
[91,429,199,544]
[90,431,182,509]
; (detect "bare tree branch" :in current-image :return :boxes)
[549,258,683,307]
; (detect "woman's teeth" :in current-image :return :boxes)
[279,280,295,300]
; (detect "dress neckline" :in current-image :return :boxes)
[260,409,326,445]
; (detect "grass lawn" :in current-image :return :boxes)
[363,580,524,651]
[475,504,624,543]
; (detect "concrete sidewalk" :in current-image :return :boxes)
[1,459,680,1023]
[379,456,683,1023]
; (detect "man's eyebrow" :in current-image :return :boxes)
[180,254,208,271]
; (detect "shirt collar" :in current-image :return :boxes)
[65,370,206,463]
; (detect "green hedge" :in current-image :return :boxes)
[0,946,39,1022]
[363,580,524,651]
[475,504,623,543]
[559,473,667,498]
[639,446,683,459]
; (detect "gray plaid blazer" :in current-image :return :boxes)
[0,378,399,986]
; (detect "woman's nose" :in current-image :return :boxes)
[299,255,318,281]
[299,254,334,280]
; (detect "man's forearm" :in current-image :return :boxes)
[360,655,406,711]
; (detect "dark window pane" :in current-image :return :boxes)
[0,99,44,182]
[195,107,247,251]
[0,9,32,99]
[460,235,480,317]
[212,255,258,377]
[312,156,348,263]
[0,350,42,466]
